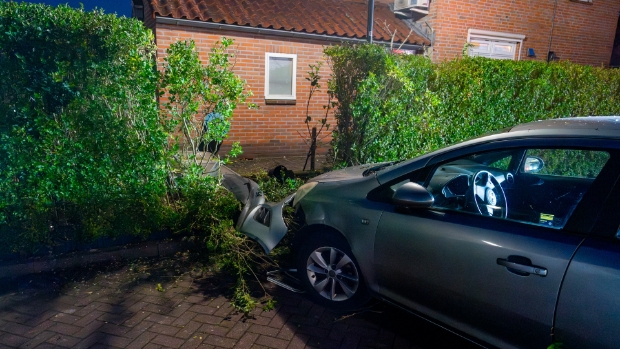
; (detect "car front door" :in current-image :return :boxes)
[373,145,614,349]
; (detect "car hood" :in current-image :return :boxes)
[310,162,391,183]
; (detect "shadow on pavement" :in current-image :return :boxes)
[0,250,482,349]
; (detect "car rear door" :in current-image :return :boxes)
[553,237,620,349]
[553,169,620,349]
[373,143,616,349]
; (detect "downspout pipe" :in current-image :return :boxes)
[547,0,559,62]
[367,0,375,43]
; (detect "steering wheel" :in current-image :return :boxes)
[471,171,507,218]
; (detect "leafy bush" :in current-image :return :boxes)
[0,3,248,252]
[0,2,167,251]
[324,44,390,166]
[246,171,304,202]
[325,44,620,166]
[157,39,267,313]
[159,39,250,172]
[348,54,434,164]
[0,2,266,314]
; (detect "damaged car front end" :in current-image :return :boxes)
[234,163,388,254]
[232,162,402,310]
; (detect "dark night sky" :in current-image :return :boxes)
[19,0,133,17]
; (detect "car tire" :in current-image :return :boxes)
[296,231,370,311]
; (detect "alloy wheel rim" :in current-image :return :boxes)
[306,246,359,301]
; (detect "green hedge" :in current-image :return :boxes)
[0,2,270,314]
[0,2,255,256]
[325,44,620,166]
[0,1,256,258]
[0,2,168,252]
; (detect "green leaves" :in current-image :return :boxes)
[156,40,266,314]
[325,45,620,166]
[0,2,255,255]
[324,44,390,166]
[0,2,165,250]
[159,39,251,171]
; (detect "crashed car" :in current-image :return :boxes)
[233,117,620,349]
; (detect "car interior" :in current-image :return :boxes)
[378,148,610,229]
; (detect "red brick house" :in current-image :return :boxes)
[134,0,429,157]
[401,0,620,66]
[133,0,619,157]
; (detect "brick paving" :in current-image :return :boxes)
[0,253,479,349]
[0,158,480,349]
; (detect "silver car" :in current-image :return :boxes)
[236,117,620,349]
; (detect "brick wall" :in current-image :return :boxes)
[420,0,620,66]
[155,24,334,157]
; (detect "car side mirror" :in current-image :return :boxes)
[523,156,544,173]
[392,182,434,208]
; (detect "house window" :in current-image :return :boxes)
[469,40,517,60]
[265,53,296,100]
[467,29,525,60]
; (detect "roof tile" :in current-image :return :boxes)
[148,0,429,45]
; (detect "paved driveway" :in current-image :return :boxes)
[0,253,480,349]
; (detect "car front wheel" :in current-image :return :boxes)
[296,232,369,310]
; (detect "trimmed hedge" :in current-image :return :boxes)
[0,3,250,256]
[0,2,167,252]
[325,44,620,166]
[0,3,271,314]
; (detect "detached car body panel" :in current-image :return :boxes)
[220,166,291,253]
[236,117,620,349]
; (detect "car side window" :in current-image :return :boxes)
[488,155,512,171]
[520,149,609,178]
[426,148,609,229]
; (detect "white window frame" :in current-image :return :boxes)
[467,29,525,61]
[265,53,297,100]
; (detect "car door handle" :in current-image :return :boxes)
[497,258,548,277]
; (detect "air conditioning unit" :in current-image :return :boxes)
[394,0,429,11]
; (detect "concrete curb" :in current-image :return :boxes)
[0,239,190,279]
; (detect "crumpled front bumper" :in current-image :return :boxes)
[219,165,292,253]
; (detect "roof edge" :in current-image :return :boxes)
[155,16,426,51]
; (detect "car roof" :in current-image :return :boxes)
[507,116,620,139]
